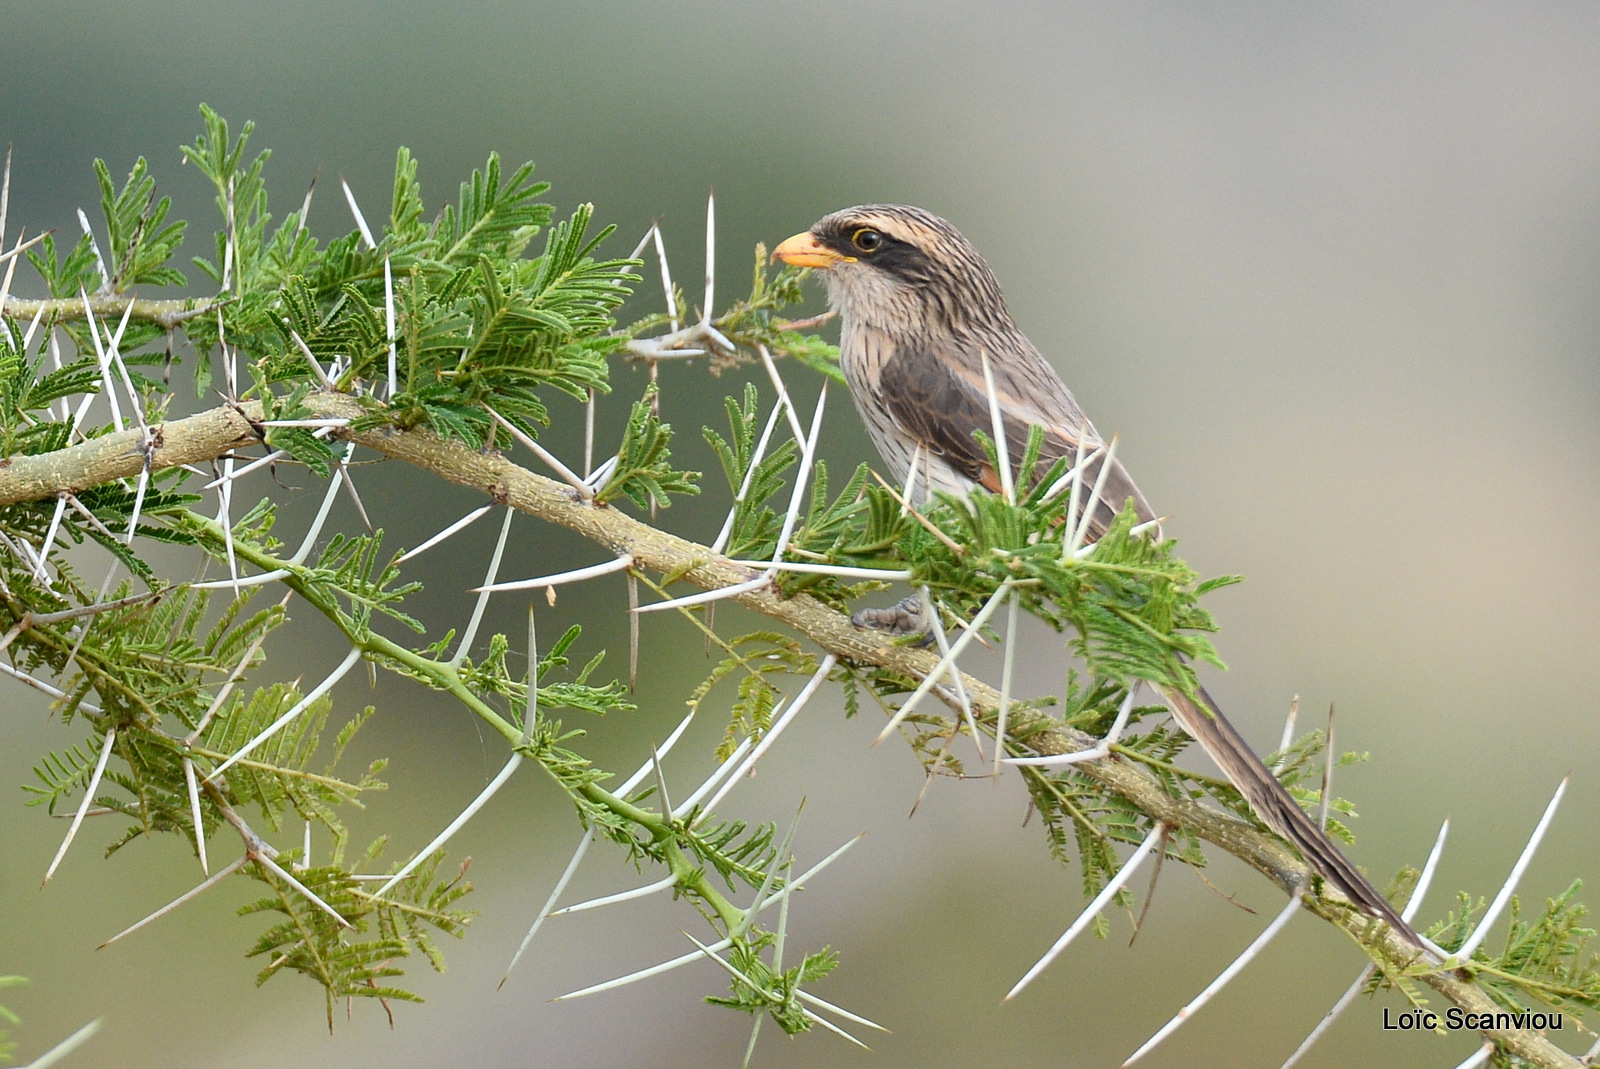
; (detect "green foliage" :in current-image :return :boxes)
[595,386,700,509]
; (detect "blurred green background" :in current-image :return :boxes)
[2,2,1598,1066]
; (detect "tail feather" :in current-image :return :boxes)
[1159,683,1419,945]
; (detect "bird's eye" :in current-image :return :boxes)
[851,228,884,253]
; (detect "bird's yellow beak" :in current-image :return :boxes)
[773,231,850,269]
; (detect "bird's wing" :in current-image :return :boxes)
[877,339,1155,535]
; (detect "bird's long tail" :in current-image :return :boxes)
[1158,683,1419,945]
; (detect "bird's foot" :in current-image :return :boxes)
[850,594,933,646]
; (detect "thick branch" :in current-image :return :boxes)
[2,293,223,331]
[0,392,1576,1068]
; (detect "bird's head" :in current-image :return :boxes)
[773,204,1010,333]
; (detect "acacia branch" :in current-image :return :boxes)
[2,293,224,330]
[0,392,1576,1068]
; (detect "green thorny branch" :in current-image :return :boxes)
[0,107,1590,1065]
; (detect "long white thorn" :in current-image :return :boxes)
[923,589,982,758]
[43,728,117,884]
[676,736,753,815]
[650,744,674,821]
[1005,823,1165,1000]
[483,404,591,499]
[991,590,1020,778]
[105,300,145,430]
[98,856,248,949]
[0,661,99,712]
[341,177,376,249]
[584,388,596,477]
[768,382,827,570]
[451,507,514,666]
[1005,684,1138,767]
[474,555,633,593]
[79,290,123,433]
[701,190,715,322]
[500,831,593,987]
[217,460,239,595]
[205,647,362,782]
[0,231,19,350]
[383,256,397,399]
[190,570,290,591]
[1122,886,1305,1067]
[1069,433,1120,554]
[1062,435,1090,555]
[551,874,678,916]
[291,465,346,565]
[900,442,924,515]
[875,581,1016,745]
[295,168,317,238]
[758,344,810,444]
[35,495,67,583]
[554,939,732,1001]
[726,560,912,581]
[979,348,1014,503]
[710,399,786,555]
[183,757,209,875]
[697,654,838,820]
[0,145,9,247]
[396,504,492,563]
[796,990,891,1034]
[77,209,109,291]
[370,753,523,901]
[287,328,335,389]
[18,1017,102,1069]
[1281,819,1450,1069]
[652,224,678,332]
[1450,1043,1494,1069]
[125,444,151,544]
[185,597,282,745]
[632,575,768,615]
[1272,694,1301,774]
[1456,775,1568,960]
[256,852,353,929]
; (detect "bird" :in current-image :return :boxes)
[773,204,1417,944]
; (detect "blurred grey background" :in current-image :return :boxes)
[2,2,1597,1067]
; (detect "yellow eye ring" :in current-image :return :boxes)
[851,228,884,253]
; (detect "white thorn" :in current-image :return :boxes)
[701,190,716,323]
[554,939,732,1001]
[43,728,117,884]
[758,344,810,444]
[1006,823,1165,1000]
[676,735,753,816]
[710,399,787,556]
[1062,435,1090,554]
[16,1017,102,1069]
[768,382,827,573]
[76,209,109,291]
[697,654,838,820]
[190,569,290,591]
[452,506,514,666]
[1004,683,1139,768]
[79,290,123,433]
[551,874,678,916]
[652,224,678,332]
[900,442,924,514]
[1122,886,1304,1066]
[1281,818,1450,1069]
[98,857,248,949]
[1449,1043,1494,1069]
[979,348,1014,503]
[183,757,208,875]
[632,575,769,614]
[291,464,346,565]
[874,581,1016,745]
[1069,433,1120,554]
[474,555,634,593]
[921,590,982,758]
[370,753,523,901]
[992,590,1020,778]
[1272,694,1300,774]
[725,560,912,581]
[501,831,593,986]
[396,504,493,563]
[255,852,353,928]
[483,404,592,499]
[1457,775,1568,960]
[205,647,363,782]
[384,255,397,399]
[341,177,376,249]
